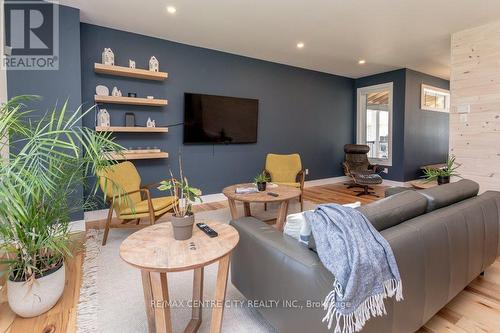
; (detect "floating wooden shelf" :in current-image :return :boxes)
[95,95,168,106]
[96,126,169,133]
[94,63,168,81]
[104,151,169,161]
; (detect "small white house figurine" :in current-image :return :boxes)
[102,48,114,66]
[146,117,156,128]
[111,86,122,97]
[149,56,159,72]
[97,109,110,127]
[129,59,136,69]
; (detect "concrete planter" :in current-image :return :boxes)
[171,214,195,240]
[7,262,65,318]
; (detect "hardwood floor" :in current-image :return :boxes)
[1,183,500,333]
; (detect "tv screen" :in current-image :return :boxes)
[183,93,259,144]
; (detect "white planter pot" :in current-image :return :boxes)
[7,263,65,318]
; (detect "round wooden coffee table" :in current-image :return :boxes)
[120,221,239,333]
[222,183,302,231]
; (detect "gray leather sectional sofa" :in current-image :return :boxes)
[230,180,500,333]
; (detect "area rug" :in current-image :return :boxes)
[76,200,317,333]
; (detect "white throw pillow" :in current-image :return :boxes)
[283,202,361,245]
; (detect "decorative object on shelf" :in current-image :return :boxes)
[146,117,156,128]
[149,56,159,72]
[128,59,136,69]
[97,108,111,127]
[146,96,154,99]
[101,48,114,66]
[111,86,122,97]
[0,96,121,318]
[254,171,270,191]
[127,92,137,98]
[423,155,460,185]
[125,112,135,127]
[158,157,202,240]
[95,85,109,96]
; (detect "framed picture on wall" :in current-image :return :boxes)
[421,84,450,113]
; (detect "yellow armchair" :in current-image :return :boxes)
[264,153,305,211]
[97,161,178,245]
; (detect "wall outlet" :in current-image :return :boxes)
[305,168,309,175]
[457,104,470,114]
[382,167,389,174]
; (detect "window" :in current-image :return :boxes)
[421,84,450,112]
[357,82,393,166]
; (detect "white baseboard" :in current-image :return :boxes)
[81,176,412,222]
[69,219,86,232]
[304,176,350,187]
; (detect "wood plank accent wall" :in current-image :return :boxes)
[450,20,500,192]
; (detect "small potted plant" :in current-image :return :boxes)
[254,172,270,191]
[158,159,202,240]
[423,155,460,185]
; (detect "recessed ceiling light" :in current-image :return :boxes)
[296,42,305,49]
[358,59,366,65]
[167,6,177,14]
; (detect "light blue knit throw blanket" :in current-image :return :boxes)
[305,204,403,333]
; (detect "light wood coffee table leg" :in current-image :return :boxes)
[141,270,156,333]
[227,198,238,220]
[184,267,204,333]
[209,254,231,333]
[275,200,290,231]
[243,202,251,217]
[150,272,173,333]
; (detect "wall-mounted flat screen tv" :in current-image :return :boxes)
[183,93,259,144]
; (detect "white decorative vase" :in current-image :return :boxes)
[7,263,66,318]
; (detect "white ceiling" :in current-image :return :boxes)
[60,0,500,79]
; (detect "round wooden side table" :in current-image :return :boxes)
[222,183,301,231]
[120,221,239,333]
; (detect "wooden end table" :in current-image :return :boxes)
[222,183,302,231]
[409,179,437,189]
[120,221,239,333]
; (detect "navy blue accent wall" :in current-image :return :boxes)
[6,4,83,219]
[80,23,354,196]
[354,69,407,181]
[403,69,449,180]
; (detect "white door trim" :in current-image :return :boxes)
[356,82,394,166]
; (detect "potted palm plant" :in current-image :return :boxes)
[0,96,121,317]
[158,158,202,240]
[254,172,270,191]
[423,155,460,185]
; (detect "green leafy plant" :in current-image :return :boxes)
[0,96,122,283]
[158,157,202,217]
[254,171,270,184]
[423,155,460,182]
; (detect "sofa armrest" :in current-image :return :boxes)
[231,217,320,268]
[230,217,336,333]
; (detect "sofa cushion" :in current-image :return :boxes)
[419,179,479,212]
[357,191,428,231]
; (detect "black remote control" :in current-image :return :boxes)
[267,192,279,197]
[196,223,218,238]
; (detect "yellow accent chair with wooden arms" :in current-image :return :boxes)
[265,153,305,211]
[98,161,178,245]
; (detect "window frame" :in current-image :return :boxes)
[356,82,394,167]
[420,84,450,113]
